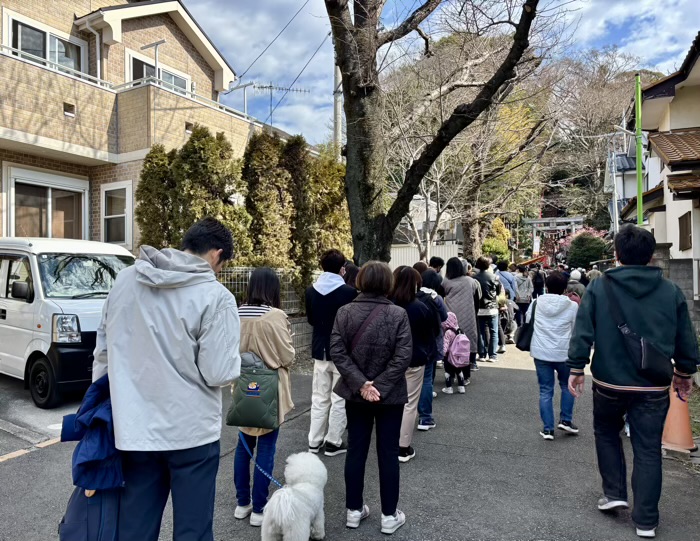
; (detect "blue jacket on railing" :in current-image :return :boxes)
[61,375,123,490]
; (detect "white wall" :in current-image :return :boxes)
[389,243,459,271]
[650,211,667,243]
[661,165,695,258]
[670,85,700,130]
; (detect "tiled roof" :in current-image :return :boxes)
[667,174,700,193]
[649,130,700,166]
[614,154,637,171]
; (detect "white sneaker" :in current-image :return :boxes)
[234,504,252,519]
[432,391,437,398]
[381,510,406,534]
[497,345,506,354]
[346,505,370,528]
[457,385,466,394]
[250,511,264,527]
[597,497,629,511]
[442,387,453,395]
[636,527,656,538]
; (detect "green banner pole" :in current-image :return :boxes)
[635,73,644,225]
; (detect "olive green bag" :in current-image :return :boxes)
[226,352,279,430]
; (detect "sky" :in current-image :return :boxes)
[183,0,700,144]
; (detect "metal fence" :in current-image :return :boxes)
[218,267,304,314]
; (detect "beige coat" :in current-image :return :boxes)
[237,308,295,436]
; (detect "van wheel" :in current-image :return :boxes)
[29,357,62,409]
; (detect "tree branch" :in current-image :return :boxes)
[377,0,443,46]
[415,27,433,57]
[385,0,540,233]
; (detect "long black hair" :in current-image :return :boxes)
[246,267,281,308]
[445,257,465,280]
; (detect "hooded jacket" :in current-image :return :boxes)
[568,266,699,391]
[306,272,358,361]
[526,294,578,363]
[93,246,241,451]
[515,273,534,302]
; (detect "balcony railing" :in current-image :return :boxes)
[0,44,113,88]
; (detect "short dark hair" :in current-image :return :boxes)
[344,263,360,289]
[246,267,281,308]
[320,249,346,274]
[182,217,234,264]
[421,269,442,291]
[517,265,528,273]
[413,261,429,274]
[445,257,465,280]
[545,271,568,295]
[496,260,509,272]
[475,256,491,271]
[429,256,444,269]
[392,266,421,306]
[615,225,655,266]
[356,261,393,296]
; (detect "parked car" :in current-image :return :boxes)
[0,238,134,408]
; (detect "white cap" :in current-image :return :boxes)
[570,270,581,281]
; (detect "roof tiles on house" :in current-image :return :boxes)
[649,130,700,167]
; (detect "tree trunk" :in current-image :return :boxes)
[462,214,482,261]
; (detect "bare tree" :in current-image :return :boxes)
[324,0,545,262]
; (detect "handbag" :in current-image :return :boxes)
[515,300,537,352]
[602,276,673,386]
[226,352,279,430]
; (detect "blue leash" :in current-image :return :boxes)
[238,432,284,489]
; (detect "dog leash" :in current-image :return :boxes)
[238,432,284,489]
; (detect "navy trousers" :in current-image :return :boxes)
[118,440,220,541]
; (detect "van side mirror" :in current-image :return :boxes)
[11,281,29,300]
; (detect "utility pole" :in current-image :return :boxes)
[609,140,620,235]
[333,64,342,161]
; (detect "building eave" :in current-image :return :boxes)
[74,0,236,92]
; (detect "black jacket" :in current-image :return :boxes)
[568,266,698,391]
[331,294,412,405]
[475,270,502,311]
[306,282,358,361]
[394,297,436,367]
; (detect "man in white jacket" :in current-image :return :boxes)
[93,218,241,541]
[526,271,579,441]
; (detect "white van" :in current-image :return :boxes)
[0,238,135,408]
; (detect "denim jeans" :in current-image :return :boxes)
[234,430,280,513]
[418,359,437,424]
[515,302,530,326]
[534,360,574,431]
[478,315,499,358]
[345,401,404,516]
[592,385,670,530]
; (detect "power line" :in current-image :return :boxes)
[264,31,331,125]
[239,0,312,78]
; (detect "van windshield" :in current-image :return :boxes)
[37,253,134,299]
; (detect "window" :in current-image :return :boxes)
[14,183,83,240]
[63,102,75,117]
[6,257,33,302]
[9,16,84,73]
[101,181,133,248]
[162,69,187,93]
[679,212,692,251]
[132,57,156,80]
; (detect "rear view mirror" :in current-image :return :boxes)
[11,281,29,300]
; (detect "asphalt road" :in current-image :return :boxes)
[1,348,699,541]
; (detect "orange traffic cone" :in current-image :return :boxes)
[662,387,698,453]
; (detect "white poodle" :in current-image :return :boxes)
[261,452,328,541]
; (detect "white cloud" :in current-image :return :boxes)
[182,0,700,143]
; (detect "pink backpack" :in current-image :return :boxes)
[446,328,471,368]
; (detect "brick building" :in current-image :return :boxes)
[0,0,262,250]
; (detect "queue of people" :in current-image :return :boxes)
[81,218,697,541]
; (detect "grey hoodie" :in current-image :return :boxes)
[93,246,241,451]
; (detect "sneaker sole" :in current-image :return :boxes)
[539,432,554,441]
[598,501,629,511]
[557,424,580,434]
[417,425,435,431]
[636,528,656,538]
[398,454,415,463]
[309,447,322,454]
[324,449,347,457]
[234,509,252,520]
[381,519,406,534]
